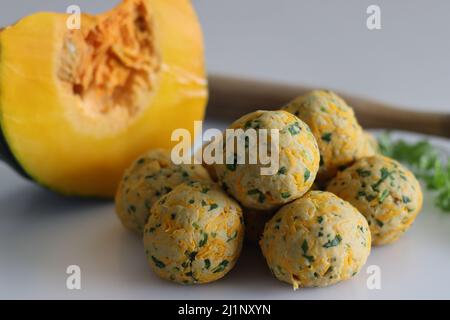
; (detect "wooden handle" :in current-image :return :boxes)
[207,74,450,138]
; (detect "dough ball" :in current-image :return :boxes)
[143,181,245,284]
[115,149,211,235]
[362,131,379,155]
[214,110,320,210]
[327,155,422,245]
[260,191,371,289]
[282,90,370,181]
[244,208,276,245]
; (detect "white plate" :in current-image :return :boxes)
[0,128,449,300]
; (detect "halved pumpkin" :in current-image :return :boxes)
[0,0,207,197]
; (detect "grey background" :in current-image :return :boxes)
[0,0,449,112]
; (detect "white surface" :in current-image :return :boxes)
[0,130,449,300]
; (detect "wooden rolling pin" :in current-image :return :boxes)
[207,74,450,138]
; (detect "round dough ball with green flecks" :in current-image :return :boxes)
[213,110,320,210]
[362,131,379,155]
[282,90,374,181]
[143,181,245,284]
[260,191,371,289]
[327,155,422,246]
[115,149,211,235]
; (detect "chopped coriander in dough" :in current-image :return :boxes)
[214,110,320,210]
[260,191,371,289]
[115,149,211,235]
[143,181,244,284]
[282,90,374,181]
[327,155,423,245]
